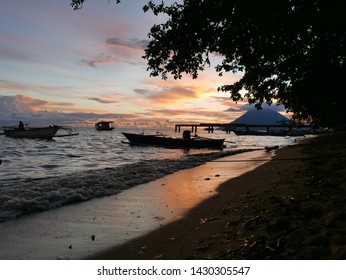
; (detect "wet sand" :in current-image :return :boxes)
[89,132,346,260]
[0,150,271,259]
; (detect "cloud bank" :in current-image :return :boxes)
[0,94,131,127]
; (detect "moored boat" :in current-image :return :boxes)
[2,125,61,139]
[95,121,115,131]
[122,131,225,149]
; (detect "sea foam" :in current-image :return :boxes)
[0,149,251,223]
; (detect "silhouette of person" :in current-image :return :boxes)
[19,121,24,130]
[182,130,191,140]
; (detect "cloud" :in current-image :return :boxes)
[0,79,77,99]
[238,102,287,112]
[0,94,34,114]
[16,95,49,108]
[224,107,242,112]
[0,80,31,92]
[106,37,149,50]
[0,45,32,62]
[0,94,74,114]
[0,94,137,127]
[134,86,200,106]
[88,97,118,104]
[0,94,74,115]
[79,53,118,68]
[147,106,241,123]
[79,37,149,68]
[106,38,149,50]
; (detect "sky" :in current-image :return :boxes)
[0,0,287,127]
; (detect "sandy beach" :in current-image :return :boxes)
[0,149,271,259]
[1,132,345,260]
[89,132,346,260]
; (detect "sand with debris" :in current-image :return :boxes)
[89,132,346,260]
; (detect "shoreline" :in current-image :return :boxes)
[0,147,262,224]
[88,132,346,260]
[0,149,272,260]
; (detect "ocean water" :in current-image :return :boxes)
[0,126,299,223]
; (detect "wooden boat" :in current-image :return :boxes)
[95,121,115,131]
[122,132,225,149]
[2,125,61,139]
[2,124,78,139]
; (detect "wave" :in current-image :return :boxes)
[0,149,253,223]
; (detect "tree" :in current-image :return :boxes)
[71,0,346,128]
[70,0,120,10]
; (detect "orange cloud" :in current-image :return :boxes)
[134,86,201,106]
[146,107,241,124]
[0,85,20,91]
[19,94,74,109]
[133,68,242,108]
[0,94,74,114]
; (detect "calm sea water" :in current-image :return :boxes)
[0,126,299,223]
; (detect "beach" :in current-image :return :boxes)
[1,132,345,260]
[89,132,346,260]
[0,149,271,259]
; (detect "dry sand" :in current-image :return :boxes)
[89,132,346,260]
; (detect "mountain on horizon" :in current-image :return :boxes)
[231,109,289,125]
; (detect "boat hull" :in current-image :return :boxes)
[122,132,225,149]
[3,126,61,139]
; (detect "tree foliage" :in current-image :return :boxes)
[71,0,346,127]
[70,0,120,10]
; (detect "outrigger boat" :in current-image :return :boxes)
[122,131,225,149]
[2,123,78,139]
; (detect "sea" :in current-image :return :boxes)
[0,126,299,224]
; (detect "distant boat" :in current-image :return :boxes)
[122,132,225,149]
[2,125,61,139]
[95,121,115,131]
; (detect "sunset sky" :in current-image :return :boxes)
[0,0,286,127]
